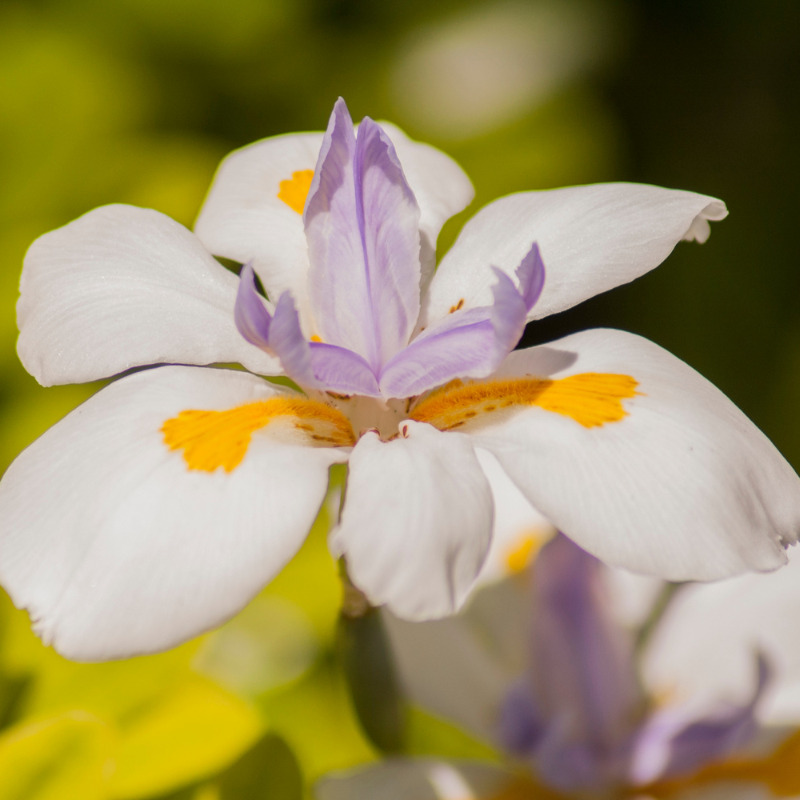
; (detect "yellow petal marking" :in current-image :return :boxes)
[505,530,547,573]
[645,729,800,798]
[277,169,315,214]
[411,373,639,431]
[162,397,355,473]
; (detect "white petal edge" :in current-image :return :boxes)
[331,421,493,620]
[193,132,324,328]
[420,183,727,329]
[18,205,280,386]
[642,548,800,726]
[317,759,513,800]
[469,328,800,581]
[0,365,346,661]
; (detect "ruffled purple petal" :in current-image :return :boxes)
[517,242,545,311]
[234,262,273,348]
[488,243,545,357]
[305,98,421,371]
[489,267,528,359]
[629,655,770,785]
[377,246,545,398]
[236,261,378,394]
[378,308,496,398]
[309,342,381,397]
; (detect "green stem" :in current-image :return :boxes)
[634,581,685,654]
[336,564,408,754]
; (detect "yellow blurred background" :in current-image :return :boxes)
[0,0,798,796]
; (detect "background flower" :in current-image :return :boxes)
[318,487,800,799]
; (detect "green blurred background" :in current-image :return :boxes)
[0,0,798,797]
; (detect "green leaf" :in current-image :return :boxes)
[0,711,114,800]
[111,677,263,799]
[217,733,303,800]
[261,661,376,785]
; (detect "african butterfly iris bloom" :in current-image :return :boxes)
[0,98,798,661]
[319,530,800,800]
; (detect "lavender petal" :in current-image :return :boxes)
[305,99,421,371]
[309,342,381,397]
[488,267,529,360]
[630,654,770,785]
[267,291,319,389]
[497,680,545,756]
[534,725,620,793]
[527,535,643,770]
[517,242,545,312]
[234,262,273,348]
[355,117,422,364]
[378,308,496,398]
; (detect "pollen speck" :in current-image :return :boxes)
[162,396,355,472]
[278,169,315,214]
[448,298,465,314]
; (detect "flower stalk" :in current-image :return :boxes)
[337,563,408,754]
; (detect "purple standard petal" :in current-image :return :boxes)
[309,342,381,397]
[234,262,273,348]
[629,654,770,786]
[354,118,422,363]
[305,99,421,371]
[525,534,644,789]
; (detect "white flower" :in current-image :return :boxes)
[1,98,798,661]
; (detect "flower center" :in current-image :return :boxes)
[162,397,355,472]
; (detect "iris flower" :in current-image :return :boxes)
[319,514,800,799]
[1,98,798,661]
